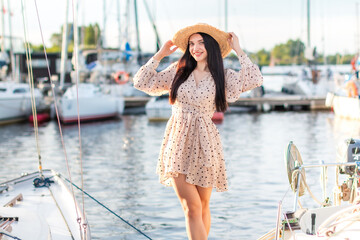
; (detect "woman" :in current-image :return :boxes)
[133,23,263,240]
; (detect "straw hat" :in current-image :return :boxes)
[173,23,232,58]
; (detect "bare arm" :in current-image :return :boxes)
[153,40,178,61]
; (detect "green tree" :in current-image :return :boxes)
[29,43,44,52]
[255,48,270,66]
[271,39,305,65]
[83,24,101,47]
[30,23,101,52]
[324,53,353,65]
[50,33,62,48]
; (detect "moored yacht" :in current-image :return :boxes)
[57,83,125,124]
[0,82,43,124]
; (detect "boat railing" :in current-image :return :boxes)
[272,161,360,240]
[293,161,360,212]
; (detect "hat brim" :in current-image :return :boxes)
[173,23,232,58]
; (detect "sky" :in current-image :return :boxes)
[4,0,360,55]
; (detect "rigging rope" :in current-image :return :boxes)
[317,204,360,237]
[32,0,84,237]
[70,0,87,234]
[60,175,153,240]
[47,186,76,240]
[20,0,43,178]
[292,169,328,207]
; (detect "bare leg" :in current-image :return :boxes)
[172,174,207,240]
[196,185,212,236]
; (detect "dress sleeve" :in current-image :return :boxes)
[133,57,177,96]
[225,54,263,102]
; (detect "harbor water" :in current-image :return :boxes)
[0,111,359,239]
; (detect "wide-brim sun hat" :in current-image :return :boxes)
[173,23,232,58]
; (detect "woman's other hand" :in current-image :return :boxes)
[154,40,178,61]
[228,32,245,57]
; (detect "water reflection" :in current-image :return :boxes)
[328,116,360,140]
[0,111,354,239]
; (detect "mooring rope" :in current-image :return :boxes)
[0,232,22,240]
[60,175,153,240]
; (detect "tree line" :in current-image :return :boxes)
[245,39,354,66]
[31,23,101,52]
[31,24,354,66]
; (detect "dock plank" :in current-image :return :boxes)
[123,94,330,111]
[230,95,329,111]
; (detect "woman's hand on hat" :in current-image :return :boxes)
[228,32,245,57]
[154,40,178,61]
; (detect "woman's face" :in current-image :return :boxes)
[188,33,207,63]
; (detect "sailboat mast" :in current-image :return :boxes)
[134,0,141,64]
[1,0,4,53]
[7,0,15,81]
[125,0,130,44]
[357,2,360,55]
[307,0,310,48]
[225,0,228,32]
[60,0,69,87]
[142,0,161,51]
[117,0,121,51]
[103,0,107,48]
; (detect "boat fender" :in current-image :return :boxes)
[345,80,358,98]
[33,177,54,188]
[113,71,129,85]
[325,92,334,107]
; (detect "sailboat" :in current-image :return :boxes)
[280,0,333,97]
[325,3,360,121]
[56,0,125,124]
[0,82,44,124]
[57,82,124,124]
[1,1,90,239]
[325,90,360,120]
[258,139,360,240]
[0,0,44,125]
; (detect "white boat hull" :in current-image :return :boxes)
[58,97,124,123]
[326,93,360,120]
[0,98,32,122]
[0,83,43,124]
[57,83,124,123]
[145,97,171,121]
[0,170,90,240]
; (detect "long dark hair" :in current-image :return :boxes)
[169,32,227,112]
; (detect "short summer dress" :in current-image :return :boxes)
[133,55,263,192]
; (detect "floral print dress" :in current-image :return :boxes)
[133,55,263,192]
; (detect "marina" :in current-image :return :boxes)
[1,0,360,239]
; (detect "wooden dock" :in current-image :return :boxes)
[230,94,330,111]
[124,93,331,112]
[124,97,151,108]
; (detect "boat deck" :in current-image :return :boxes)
[0,170,89,240]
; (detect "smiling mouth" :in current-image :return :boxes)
[194,52,202,57]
